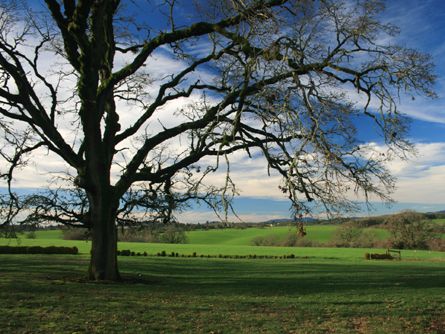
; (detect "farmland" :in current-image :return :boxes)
[1,254,444,333]
[0,225,443,260]
[3,222,443,253]
[1,224,444,333]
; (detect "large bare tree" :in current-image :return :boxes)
[0,0,435,280]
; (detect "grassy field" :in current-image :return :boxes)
[1,224,444,333]
[14,219,445,247]
[432,218,445,225]
[1,254,444,333]
[13,224,391,245]
[186,226,343,244]
[0,226,445,261]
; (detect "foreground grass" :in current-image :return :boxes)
[1,254,444,334]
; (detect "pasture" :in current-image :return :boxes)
[1,254,444,333]
[0,226,442,261]
[186,226,342,245]
[1,224,444,333]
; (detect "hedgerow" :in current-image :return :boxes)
[117,249,303,259]
[0,245,78,254]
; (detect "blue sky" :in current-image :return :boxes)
[6,0,445,222]
[175,0,445,221]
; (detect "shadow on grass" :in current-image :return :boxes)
[1,254,445,334]
[2,255,443,297]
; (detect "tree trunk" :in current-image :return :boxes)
[88,193,121,281]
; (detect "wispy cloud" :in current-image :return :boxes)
[177,210,289,223]
[3,0,445,220]
[369,142,445,204]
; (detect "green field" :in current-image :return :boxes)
[13,218,445,247]
[432,218,445,225]
[186,226,340,244]
[1,254,444,333]
[1,225,444,333]
[1,227,442,261]
[11,224,391,245]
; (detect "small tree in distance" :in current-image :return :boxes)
[386,211,433,249]
[0,0,436,280]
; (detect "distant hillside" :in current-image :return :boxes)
[262,217,318,224]
[261,218,293,224]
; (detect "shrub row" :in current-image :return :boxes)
[253,222,445,251]
[117,250,148,256]
[364,252,394,260]
[117,249,302,259]
[64,226,188,244]
[202,254,301,259]
[251,231,389,249]
[427,238,445,252]
[0,245,78,255]
[252,233,320,247]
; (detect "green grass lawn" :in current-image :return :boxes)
[187,225,343,245]
[33,229,64,240]
[432,218,445,225]
[2,234,443,261]
[1,254,444,333]
[166,225,389,245]
[1,225,444,333]
[17,224,392,246]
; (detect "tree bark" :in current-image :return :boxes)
[88,192,120,281]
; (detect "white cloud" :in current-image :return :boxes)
[177,210,288,223]
[398,102,445,125]
[393,164,445,204]
[3,149,75,189]
[200,141,445,206]
[2,3,445,218]
[381,142,445,176]
[370,142,445,204]
[336,81,445,125]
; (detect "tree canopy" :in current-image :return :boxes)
[0,0,435,280]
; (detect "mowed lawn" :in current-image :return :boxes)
[1,254,444,334]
